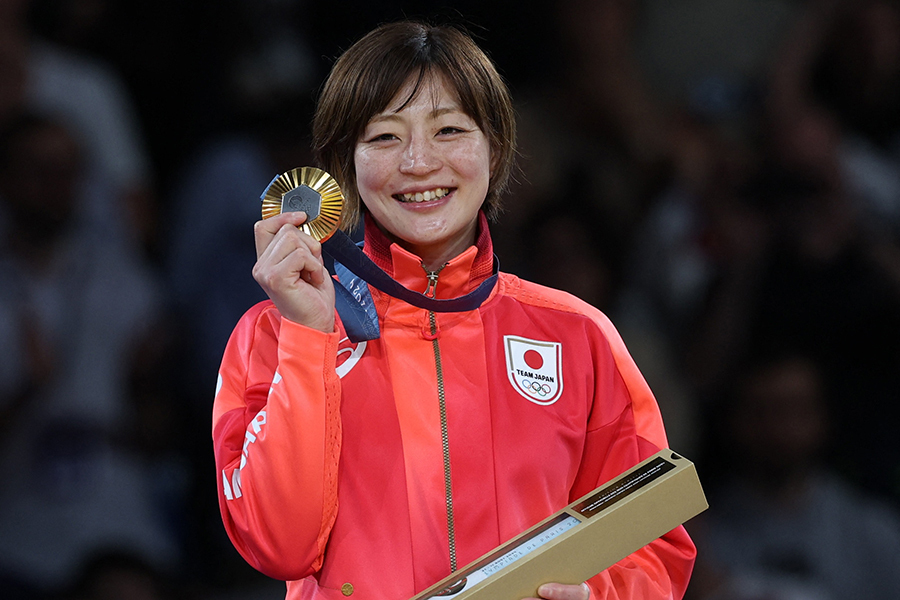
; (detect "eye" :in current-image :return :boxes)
[367,132,397,142]
[438,126,465,136]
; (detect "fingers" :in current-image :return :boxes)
[254,211,311,259]
[251,210,336,332]
[255,214,323,275]
[253,226,326,292]
[532,582,591,600]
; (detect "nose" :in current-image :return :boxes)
[399,135,441,175]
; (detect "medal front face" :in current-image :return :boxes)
[261,167,344,241]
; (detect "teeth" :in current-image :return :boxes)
[398,188,449,203]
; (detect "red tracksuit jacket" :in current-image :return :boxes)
[213,216,696,600]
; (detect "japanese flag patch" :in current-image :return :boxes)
[504,335,563,405]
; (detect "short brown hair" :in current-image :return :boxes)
[312,21,517,231]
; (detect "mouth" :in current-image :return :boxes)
[394,187,452,203]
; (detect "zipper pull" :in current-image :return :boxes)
[422,263,448,298]
[424,271,440,298]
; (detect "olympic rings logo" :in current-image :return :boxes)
[520,378,552,396]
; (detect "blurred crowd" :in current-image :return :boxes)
[1,0,900,599]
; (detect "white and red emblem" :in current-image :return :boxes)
[504,335,563,405]
[336,337,367,378]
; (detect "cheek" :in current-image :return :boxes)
[452,142,492,184]
[353,150,377,195]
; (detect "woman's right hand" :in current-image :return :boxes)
[252,211,336,333]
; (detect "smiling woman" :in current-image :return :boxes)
[213,20,697,600]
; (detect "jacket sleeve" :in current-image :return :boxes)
[212,302,342,581]
[574,310,697,600]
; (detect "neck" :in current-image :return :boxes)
[371,219,478,272]
[415,237,472,273]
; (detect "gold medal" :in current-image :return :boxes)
[261,166,344,242]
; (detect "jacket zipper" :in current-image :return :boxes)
[424,264,457,572]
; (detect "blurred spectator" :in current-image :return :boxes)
[770,0,900,238]
[0,112,180,595]
[612,144,761,455]
[0,0,157,251]
[615,142,761,367]
[164,101,312,405]
[163,28,318,406]
[687,353,900,599]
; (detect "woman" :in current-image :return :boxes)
[213,21,696,600]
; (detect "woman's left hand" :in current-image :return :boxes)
[524,582,590,600]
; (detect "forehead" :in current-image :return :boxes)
[380,72,463,116]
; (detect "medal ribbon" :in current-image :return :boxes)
[322,229,499,342]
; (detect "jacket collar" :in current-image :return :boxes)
[362,211,495,300]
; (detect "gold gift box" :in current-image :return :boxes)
[412,450,707,600]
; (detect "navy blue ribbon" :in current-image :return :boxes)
[322,229,499,342]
